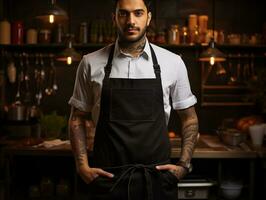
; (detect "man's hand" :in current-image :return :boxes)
[156,164,187,180]
[77,165,114,184]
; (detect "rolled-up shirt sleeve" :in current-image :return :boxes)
[68,56,93,112]
[170,57,197,110]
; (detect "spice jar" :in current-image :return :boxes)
[11,21,24,44]
[39,29,51,44]
[168,25,180,45]
[26,28,38,44]
[0,20,11,44]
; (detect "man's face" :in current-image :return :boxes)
[113,0,152,43]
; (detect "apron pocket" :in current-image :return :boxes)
[161,170,179,186]
[160,171,179,200]
[110,88,155,121]
[89,176,114,193]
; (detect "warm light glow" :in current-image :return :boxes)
[210,56,215,65]
[67,57,72,65]
[49,15,54,23]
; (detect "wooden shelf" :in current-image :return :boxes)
[202,85,249,89]
[201,102,254,107]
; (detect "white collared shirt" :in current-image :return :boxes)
[69,40,197,125]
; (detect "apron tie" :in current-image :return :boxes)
[110,164,157,200]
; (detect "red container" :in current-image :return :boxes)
[11,21,24,44]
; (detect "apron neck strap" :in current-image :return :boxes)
[104,43,161,79]
[149,44,161,79]
[104,44,115,77]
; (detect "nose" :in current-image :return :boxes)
[126,13,135,25]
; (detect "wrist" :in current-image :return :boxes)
[177,160,193,173]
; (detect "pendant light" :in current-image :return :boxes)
[56,0,81,65]
[56,34,81,65]
[198,0,226,65]
[36,0,68,24]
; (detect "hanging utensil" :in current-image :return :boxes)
[51,55,58,93]
[249,53,257,81]
[15,53,24,103]
[227,54,237,85]
[236,53,241,83]
[24,53,32,104]
[45,66,53,96]
[7,60,16,83]
[216,62,226,76]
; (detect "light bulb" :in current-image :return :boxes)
[210,56,215,66]
[49,15,55,23]
[67,57,72,65]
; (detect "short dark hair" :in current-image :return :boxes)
[112,0,152,12]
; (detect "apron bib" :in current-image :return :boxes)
[89,44,178,200]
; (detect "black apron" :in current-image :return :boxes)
[88,44,178,200]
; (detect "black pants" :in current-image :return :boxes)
[87,164,178,200]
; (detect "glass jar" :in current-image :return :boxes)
[0,20,11,44]
[39,29,51,44]
[26,28,37,44]
[168,25,180,45]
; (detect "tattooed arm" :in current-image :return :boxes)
[156,106,198,179]
[177,106,199,164]
[69,106,113,183]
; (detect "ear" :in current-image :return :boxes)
[147,12,152,26]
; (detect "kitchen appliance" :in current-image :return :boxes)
[216,128,246,146]
[178,179,215,199]
[220,181,243,200]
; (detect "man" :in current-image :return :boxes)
[68,0,199,199]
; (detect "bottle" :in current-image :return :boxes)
[11,21,24,44]
[168,25,180,45]
[79,22,88,44]
[55,24,64,43]
[156,31,166,44]
[180,26,189,44]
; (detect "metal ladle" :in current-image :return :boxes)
[227,54,237,85]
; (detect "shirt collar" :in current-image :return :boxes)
[114,38,151,60]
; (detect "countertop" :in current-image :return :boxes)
[1,134,261,159]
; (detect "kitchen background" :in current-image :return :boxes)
[0,0,266,199]
[0,0,266,133]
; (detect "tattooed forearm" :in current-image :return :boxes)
[177,106,199,163]
[69,107,91,168]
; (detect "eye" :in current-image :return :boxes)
[118,10,128,17]
[134,10,144,17]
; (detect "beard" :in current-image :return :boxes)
[117,24,147,43]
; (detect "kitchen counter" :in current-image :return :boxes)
[171,134,257,159]
[0,133,260,200]
[1,134,258,159]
